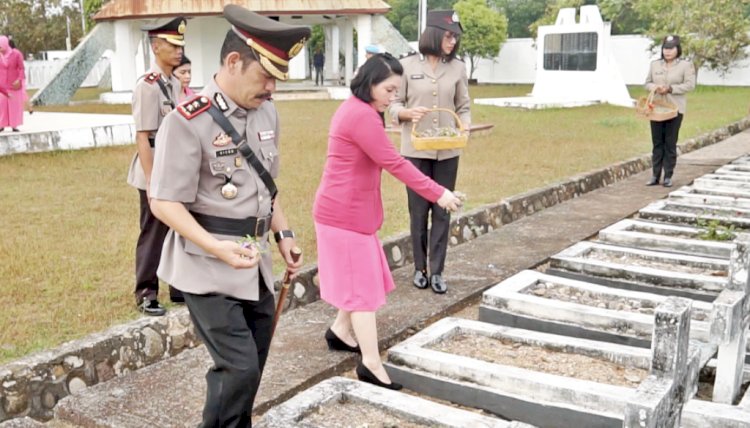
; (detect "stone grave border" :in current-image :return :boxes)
[638,200,750,229]
[385,317,653,427]
[256,376,532,428]
[548,241,727,300]
[597,218,734,259]
[669,186,750,210]
[1,117,748,422]
[478,270,714,357]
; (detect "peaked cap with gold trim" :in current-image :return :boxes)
[223,4,311,81]
[142,17,187,46]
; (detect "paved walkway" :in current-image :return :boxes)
[53,130,750,426]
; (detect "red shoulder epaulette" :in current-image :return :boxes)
[178,96,211,120]
[144,72,160,84]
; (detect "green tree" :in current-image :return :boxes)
[385,0,458,41]
[83,0,104,33]
[491,0,547,38]
[454,0,508,79]
[598,0,650,34]
[0,0,85,58]
[634,0,750,73]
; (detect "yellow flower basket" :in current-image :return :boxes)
[411,108,469,151]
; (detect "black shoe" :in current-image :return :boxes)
[11,128,19,132]
[325,328,360,353]
[413,270,428,289]
[430,274,447,294]
[663,178,673,187]
[646,176,659,186]
[356,361,402,390]
[135,291,166,317]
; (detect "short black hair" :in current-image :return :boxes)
[661,44,682,59]
[177,55,191,68]
[350,53,403,103]
[220,30,258,71]
[418,26,460,61]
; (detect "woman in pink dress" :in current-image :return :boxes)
[173,55,194,101]
[0,36,26,132]
[313,53,462,390]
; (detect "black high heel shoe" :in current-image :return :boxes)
[325,328,360,353]
[356,361,402,390]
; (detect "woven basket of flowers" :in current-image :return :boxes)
[635,88,678,122]
[411,108,469,151]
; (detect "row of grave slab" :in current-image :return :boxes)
[252,154,750,426]
[3,124,750,426]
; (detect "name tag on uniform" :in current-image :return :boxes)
[215,148,238,157]
[410,74,425,80]
[258,130,275,141]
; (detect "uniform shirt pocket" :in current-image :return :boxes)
[259,141,277,170]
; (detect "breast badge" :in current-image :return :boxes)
[213,133,232,147]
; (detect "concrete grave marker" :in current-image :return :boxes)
[623,297,701,428]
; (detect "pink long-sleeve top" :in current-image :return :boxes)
[313,96,445,235]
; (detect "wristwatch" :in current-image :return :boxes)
[274,229,295,243]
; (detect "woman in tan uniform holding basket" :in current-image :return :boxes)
[644,35,695,188]
[389,10,470,294]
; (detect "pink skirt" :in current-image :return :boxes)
[315,222,395,312]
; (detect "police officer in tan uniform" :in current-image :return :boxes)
[644,35,695,188]
[389,10,470,295]
[149,5,307,426]
[126,17,186,315]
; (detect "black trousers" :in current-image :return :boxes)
[135,189,169,296]
[650,113,683,179]
[314,66,324,86]
[405,156,459,276]
[184,283,275,428]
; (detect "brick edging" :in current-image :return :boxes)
[1,116,748,422]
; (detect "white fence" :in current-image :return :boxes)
[474,34,750,87]
[24,56,111,90]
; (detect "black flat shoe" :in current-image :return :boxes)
[356,362,402,390]
[430,274,447,294]
[663,178,673,187]
[325,328,360,353]
[413,270,428,289]
[646,176,659,186]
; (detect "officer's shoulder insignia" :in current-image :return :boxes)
[399,51,417,60]
[178,96,211,120]
[214,93,230,112]
[144,72,160,84]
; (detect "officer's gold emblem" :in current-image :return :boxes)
[288,38,306,58]
[178,21,187,35]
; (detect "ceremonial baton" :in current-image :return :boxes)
[271,246,302,339]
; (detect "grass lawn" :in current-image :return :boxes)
[1,84,749,363]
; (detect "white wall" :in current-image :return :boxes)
[476,34,750,87]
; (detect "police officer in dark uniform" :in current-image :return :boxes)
[149,5,307,426]
[126,17,187,316]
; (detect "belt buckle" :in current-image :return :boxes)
[254,217,266,237]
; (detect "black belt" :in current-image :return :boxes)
[148,137,155,148]
[191,211,271,237]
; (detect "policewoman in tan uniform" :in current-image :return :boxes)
[389,10,470,295]
[149,6,307,426]
[126,17,186,315]
[644,35,695,188]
